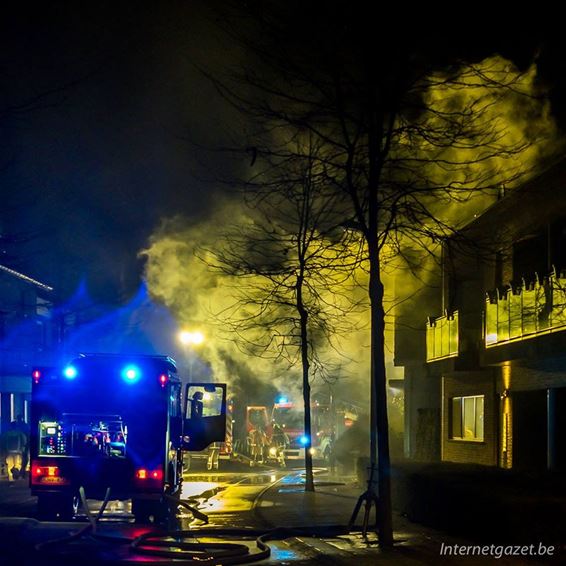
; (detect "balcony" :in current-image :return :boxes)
[485,269,566,347]
[426,311,459,362]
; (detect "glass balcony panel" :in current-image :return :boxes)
[497,297,510,343]
[551,277,566,327]
[522,288,537,336]
[536,284,548,331]
[485,300,498,345]
[449,315,458,355]
[434,318,441,358]
[426,312,459,362]
[509,293,522,339]
[426,323,435,360]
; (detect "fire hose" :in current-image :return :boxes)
[31,486,352,565]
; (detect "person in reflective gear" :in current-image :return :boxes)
[270,423,289,467]
[247,427,266,466]
[0,422,28,480]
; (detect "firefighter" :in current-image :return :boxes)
[190,391,204,419]
[248,427,266,467]
[271,423,289,467]
[0,422,28,480]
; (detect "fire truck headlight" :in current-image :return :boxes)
[269,447,278,456]
[121,365,141,383]
[63,365,78,379]
[309,448,316,456]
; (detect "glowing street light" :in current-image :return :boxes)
[178,330,204,346]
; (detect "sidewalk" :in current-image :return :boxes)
[253,472,564,564]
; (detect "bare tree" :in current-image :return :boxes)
[202,1,553,545]
[207,138,358,491]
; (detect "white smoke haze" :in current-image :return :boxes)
[142,197,373,409]
[142,56,562,434]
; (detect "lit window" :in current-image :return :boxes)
[451,395,484,441]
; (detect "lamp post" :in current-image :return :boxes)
[178,330,204,381]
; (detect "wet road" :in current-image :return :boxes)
[180,466,307,528]
[0,463,309,525]
[0,465,342,564]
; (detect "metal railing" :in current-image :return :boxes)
[485,268,566,347]
[426,311,459,361]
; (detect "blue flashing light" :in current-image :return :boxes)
[299,435,309,446]
[277,396,288,405]
[63,365,78,380]
[121,365,141,383]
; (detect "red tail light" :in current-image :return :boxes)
[135,468,163,485]
[31,462,70,485]
[159,374,168,387]
[151,469,163,480]
[32,369,41,383]
[34,465,60,477]
[136,469,148,480]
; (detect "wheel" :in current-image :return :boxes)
[132,498,169,524]
[37,494,75,521]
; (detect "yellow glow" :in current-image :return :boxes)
[181,481,219,499]
[501,363,513,469]
[486,333,498,345]
[502,362,511,390]
[179,330,205,346]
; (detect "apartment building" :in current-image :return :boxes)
[397,157,566,471]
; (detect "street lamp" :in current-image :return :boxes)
[178,330,204,346]
[178,330,205,380]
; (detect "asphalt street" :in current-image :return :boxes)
[1,461,561,564]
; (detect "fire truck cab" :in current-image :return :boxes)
[30,354,226,523]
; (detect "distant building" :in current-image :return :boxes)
[0,264,55,433]
[397,158,566,471]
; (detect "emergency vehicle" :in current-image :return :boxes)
[243,397,357,463]
[30,354,226,522]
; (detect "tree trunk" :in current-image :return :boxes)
[297,276,315,492]
[368,247,393,546]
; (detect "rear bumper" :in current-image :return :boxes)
[30,457,165,500]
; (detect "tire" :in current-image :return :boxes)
[132,498,169,524]
[37,494,75,521]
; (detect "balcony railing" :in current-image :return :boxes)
[485,268,566,347]
[426,311,459,361]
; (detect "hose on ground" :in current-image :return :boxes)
[39,525,351,565]
[34,486,111,551]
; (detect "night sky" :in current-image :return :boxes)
[1,3,565,305]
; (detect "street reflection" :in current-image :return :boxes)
[181,480,221,500]
[180,471,285,517]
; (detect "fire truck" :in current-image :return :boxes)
[30,354,226,522]
[243,397,357,463]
